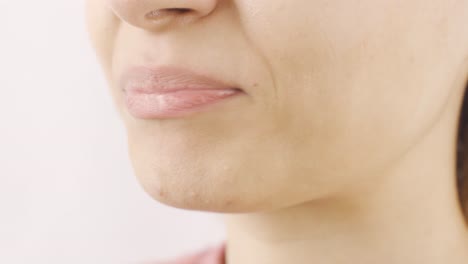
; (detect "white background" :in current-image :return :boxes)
[0,1,225,263]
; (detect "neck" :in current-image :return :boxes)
[223,88,468,264]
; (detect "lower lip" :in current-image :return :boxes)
[124,89,243,119]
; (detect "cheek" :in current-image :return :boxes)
[234,0,407,131]
[86,1,125,114]
[236,0,399,67]
[235,0,453,183]
[85,0,119,70]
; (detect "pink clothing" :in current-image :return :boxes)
[155,243,226,264]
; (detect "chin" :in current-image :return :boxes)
[131,167,271,213]
[141,181,246,213]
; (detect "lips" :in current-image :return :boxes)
[120,66,244,119]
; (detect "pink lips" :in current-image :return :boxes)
[121,66,244,119]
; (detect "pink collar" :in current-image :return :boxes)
[163,242,226,264]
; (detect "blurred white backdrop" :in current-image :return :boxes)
[0,1,225,263]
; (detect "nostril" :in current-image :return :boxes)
[166,8,192,14]
[145,8,192,20]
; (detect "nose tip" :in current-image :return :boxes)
[109,0,218,31]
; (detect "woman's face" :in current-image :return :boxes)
[86,0,468,212]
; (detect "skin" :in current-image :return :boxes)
[86,1,468,263]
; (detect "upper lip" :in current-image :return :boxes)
[120,65,242,94]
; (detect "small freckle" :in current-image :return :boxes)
[188,191,200,200]
[224,198,234,207]
[253,83,259,87]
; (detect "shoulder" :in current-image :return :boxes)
[152,243,226,264]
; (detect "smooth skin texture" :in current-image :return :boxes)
[86,1,468,263]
